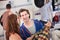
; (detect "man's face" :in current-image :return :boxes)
[20,11,30,22]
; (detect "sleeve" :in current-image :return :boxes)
[39,20,47,25]
[39,20,45,30]
[34,19,45,32]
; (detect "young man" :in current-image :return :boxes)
[19,9,51,40]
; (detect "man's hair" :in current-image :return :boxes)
[6,4,11,9]
[19,9,30,18]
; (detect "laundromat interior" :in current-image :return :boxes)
[0,0,60,40]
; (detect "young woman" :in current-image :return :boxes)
[5,14,22,40]
[19,9,51,40]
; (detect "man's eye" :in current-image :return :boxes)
[25,14,27,15]
[22,15,24,16]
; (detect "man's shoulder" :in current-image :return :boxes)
[20,23,24,28]
[33,19,39,23]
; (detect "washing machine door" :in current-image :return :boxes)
[34,0,44,8]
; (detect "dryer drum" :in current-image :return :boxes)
[34,0,44,8]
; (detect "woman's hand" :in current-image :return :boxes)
[26,35,34,40]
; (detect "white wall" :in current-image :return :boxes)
[0,0,36,18]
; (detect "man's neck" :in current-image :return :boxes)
[6,9,11,12]
[24,19,31,25]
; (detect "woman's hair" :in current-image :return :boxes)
[6,14,20,40]
[19,9,30,18]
